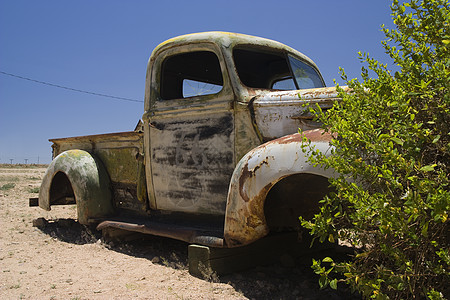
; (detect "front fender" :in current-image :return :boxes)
[224,129,335,247]
[39,149,114,224]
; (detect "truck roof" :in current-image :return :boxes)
[149,31,319,70]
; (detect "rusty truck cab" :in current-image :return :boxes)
[142,32,335,247]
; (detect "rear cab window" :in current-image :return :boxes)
[160,51,223,100]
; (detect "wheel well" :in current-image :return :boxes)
[264,173,332,232]
[49,172,76,205]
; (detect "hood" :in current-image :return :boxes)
[251,86,347,141]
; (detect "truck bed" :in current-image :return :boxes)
[50,130,145,213]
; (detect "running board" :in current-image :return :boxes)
[96,220,224,248]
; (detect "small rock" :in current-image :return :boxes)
[32,217,47,228]
[151,256,160,263]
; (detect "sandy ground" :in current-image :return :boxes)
[0,165,360,300]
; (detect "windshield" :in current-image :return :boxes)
[233,47,324,91]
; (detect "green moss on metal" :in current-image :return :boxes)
[96,148,139,185]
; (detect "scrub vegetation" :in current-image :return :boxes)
[1,183,16,191]
[301,0,449,298]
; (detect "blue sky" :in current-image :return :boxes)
[0,0,395,164]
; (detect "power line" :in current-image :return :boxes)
[0,70,143,103]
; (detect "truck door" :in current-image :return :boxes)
[145,44,235,216]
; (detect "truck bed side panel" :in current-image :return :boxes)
[50,131,145,213]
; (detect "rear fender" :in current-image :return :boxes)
[39,149,114,224]
[224,129,335,247]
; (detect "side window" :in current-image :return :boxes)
[160,51,223,100]
[233,48,293,89]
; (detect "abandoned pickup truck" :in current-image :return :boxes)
[33,32,340,252]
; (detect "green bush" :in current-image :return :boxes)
[300,0,449,298]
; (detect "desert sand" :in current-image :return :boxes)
[0,165,358,299]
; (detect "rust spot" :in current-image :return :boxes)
[242,183,273,244]
[269,129,334,145]
[248,183,272,223]
[302,129,335,142]
[246,215,261,228]
[225,180,273,247]
[252,157,269,173]
[247,88,259,97]
[238,157,269,203]
[299,86,350,100]
[239,162,251,202]
[268,134,303,145]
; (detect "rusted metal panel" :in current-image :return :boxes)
[224,129,336,247]
[97,220,224,248]
[149,111,235,215]
[51,132,141,149]
[50,131,144,194]
[252,87,345,141]
[234,101,263,163]
[39,150,114,224]
[144,41,236,216]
